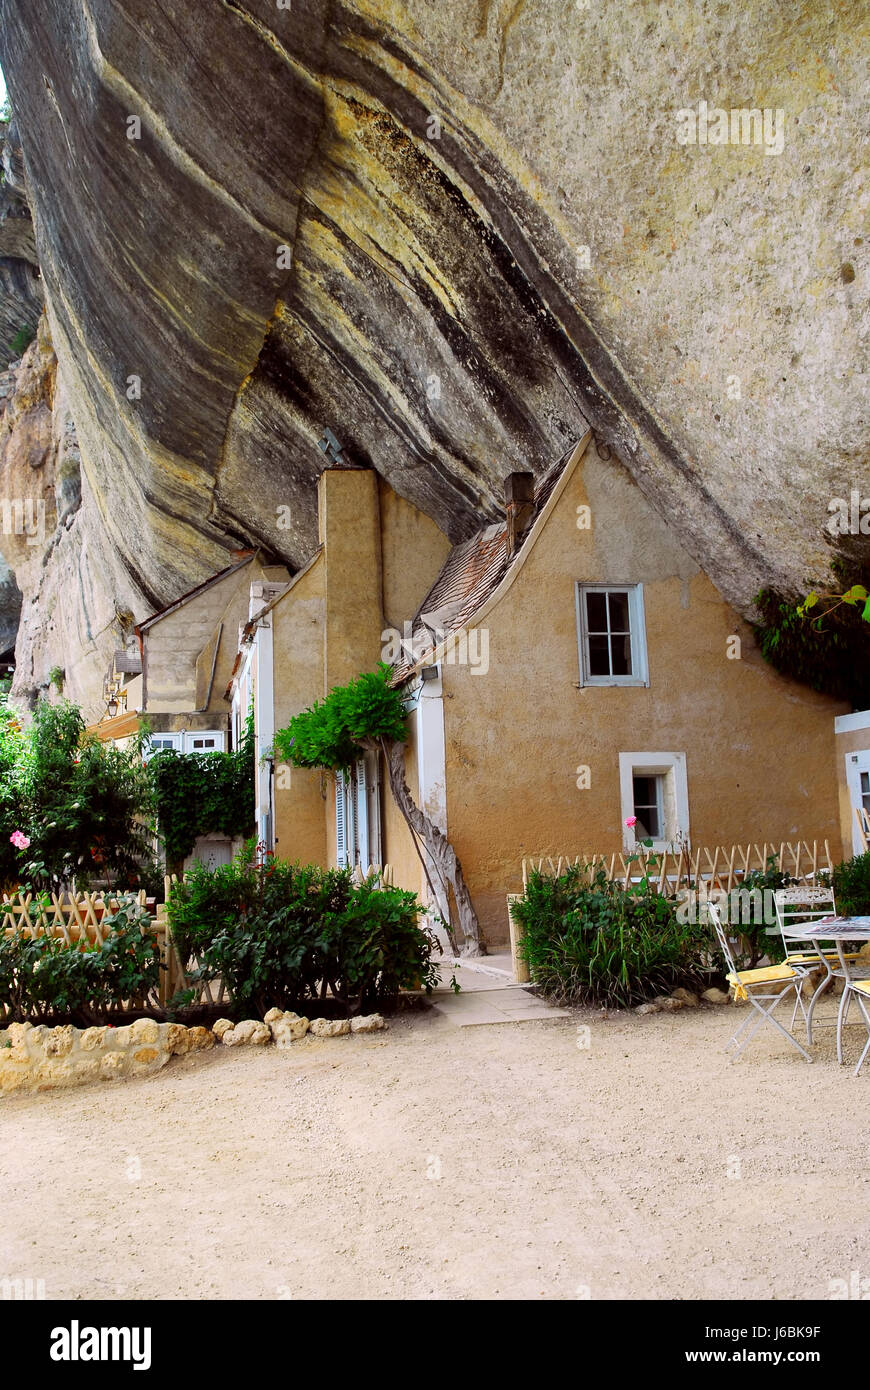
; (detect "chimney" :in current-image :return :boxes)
[504,472,535,556]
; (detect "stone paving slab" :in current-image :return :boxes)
[430,986,571,1027]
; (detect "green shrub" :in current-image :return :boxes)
[166,848,439,1016]
[9,324,36,358]
[512,864,714,1009]
[0,697,157,891]
[0,895,162,1024]
[828,852,870,916]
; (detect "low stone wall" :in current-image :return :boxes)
[1,1009,387,1095]
[0,1019,214,1095]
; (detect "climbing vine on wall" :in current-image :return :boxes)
[148,709,255,868]
[755,565,870,708]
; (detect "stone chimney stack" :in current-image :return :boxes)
[504,472,535,556]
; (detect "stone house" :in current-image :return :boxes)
[90,551,290,869]
[228,433,848,951]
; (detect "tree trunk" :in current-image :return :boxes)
[374,737,485,957]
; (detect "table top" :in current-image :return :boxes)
[790,916,870,940]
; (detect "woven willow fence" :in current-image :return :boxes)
[0,889,172,1017]
[521,840,834,894]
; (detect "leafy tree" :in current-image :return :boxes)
[274,664,483,954]
[0,696,157,891]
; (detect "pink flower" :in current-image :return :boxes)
[624,817,637,829]
[9,831,30,850]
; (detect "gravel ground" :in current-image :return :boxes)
[1,999,868,1301]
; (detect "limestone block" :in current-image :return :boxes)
[224,1020,270,1046]
[309,1018,351,1038]
[212,1018,235,1040]
[271,1016,309,1048]
[350,1014,385,1033]
[44,1025,77,1057]
[165,1024,190,1055]
[186,1027,215,1051]
[80,1026,107,1051]
[130,1017,160,1045]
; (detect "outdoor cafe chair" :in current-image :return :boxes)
[841,976,870,1076]
[774,886,870,1044]
[707,900,812,1063]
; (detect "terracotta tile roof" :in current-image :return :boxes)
[390,442,579,684]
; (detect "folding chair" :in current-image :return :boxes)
[707,900,812,1063]
[841,978,870,1076]
[774,886,868,1046]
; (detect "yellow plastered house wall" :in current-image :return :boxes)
[437,439,846,946]
[266,467,450,878]
[270,552,328,866]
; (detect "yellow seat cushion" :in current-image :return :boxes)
[786,951,864,964]
[851,979,870,997]
[728,965,799,987]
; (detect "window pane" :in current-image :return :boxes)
[608,590,630,632]
[588,634,611,675]
[610,632,632,675]
[585,592,608,631]
[633,775,661,838]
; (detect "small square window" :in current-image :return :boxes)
[620,753,689,851]
[576,584,648,686]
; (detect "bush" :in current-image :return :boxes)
[512,864,713,1009]
[829,852,870,916]
[0,896,162,1025]
[166,848,440,1016]
[0,697,158,891]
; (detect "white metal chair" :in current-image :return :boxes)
[841,978,870,1076]
[707,900,812,1063]
[773,886,869,1048]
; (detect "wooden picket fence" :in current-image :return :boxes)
[521,839,834,895]
[0,889,170,1018]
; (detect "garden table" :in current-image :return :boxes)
[787,917,870,1061]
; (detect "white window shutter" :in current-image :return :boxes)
[355,757,369,870]
[335,771,349,868]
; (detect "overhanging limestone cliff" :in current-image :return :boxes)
[0,0,867,716]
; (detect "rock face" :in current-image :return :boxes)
[0,1,868,711]
[0,118,42,360]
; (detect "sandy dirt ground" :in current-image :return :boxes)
[1,997,868,1301]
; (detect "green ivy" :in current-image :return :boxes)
[755,575,870,708]
[148,709,255,867]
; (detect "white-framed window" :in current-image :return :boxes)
[619,752,689,851]
[143,733,183,760]
[183,731,224,753]
[575,583,649,686]
[336,753,382,870]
